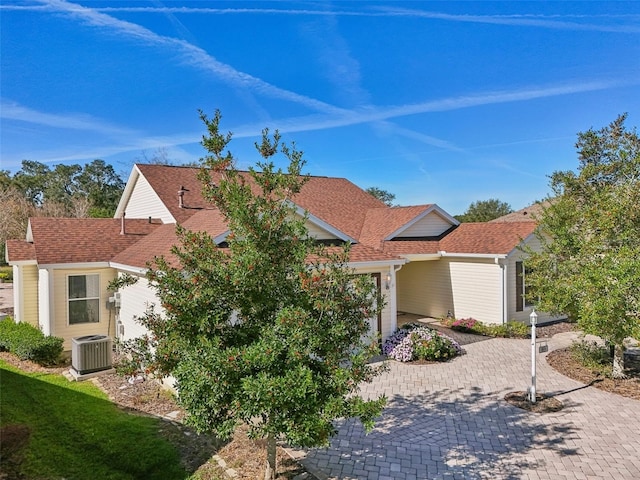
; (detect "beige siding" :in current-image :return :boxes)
[117,275,162,342]
[399,212,452,237]
[52,268,117,350]
[398,258,503,324]
[124,174,173,222]
[448,259,502,323]
[304,219,338,240]
[20,265,39,327]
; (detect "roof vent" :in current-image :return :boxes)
[178,186,189,208]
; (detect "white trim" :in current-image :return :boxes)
[347,259,406,269]
[26,220,34,242]
[384,204,459,241]
[66,273,101,326]
[12,266,22,322]
[439,251,508,259]
[109,262,148,275]
[400,254,441,261]
[290,202,357,243]
[504,232,536,259]
[38,268,53,336]
[38,262,111,269]
[7,259,37,266]
[114,165,141,219]
[213,230,231,245]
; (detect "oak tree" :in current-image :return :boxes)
[121,111,386,479]
[525,114,640,377]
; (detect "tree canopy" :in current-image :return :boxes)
[366,187,396,206]
[455,198,513,222]
[525,114,640,377]
[1,160,125,264]
[118,111,386,479]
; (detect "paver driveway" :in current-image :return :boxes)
[298,335,640,479]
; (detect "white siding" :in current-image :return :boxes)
[52,268,117,350]
[398,212,452,238]
[117,275,162,342]
[397,258,503,324]
[124,174,174,223]
[506,236,563,324]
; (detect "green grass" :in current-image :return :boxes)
[0,360,187,479]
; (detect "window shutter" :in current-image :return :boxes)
[515,261,524,312]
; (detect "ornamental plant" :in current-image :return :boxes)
[117,110,386,480]
[382,323,462,362]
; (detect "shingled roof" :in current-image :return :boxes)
[19,217,162,266]
[7,164,540,270]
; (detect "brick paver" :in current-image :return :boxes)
[298,335,640,479]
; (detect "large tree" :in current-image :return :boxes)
[120,111,386,479]
[366,186,396,206]
[455,198,513,222]
[525,114,640,378]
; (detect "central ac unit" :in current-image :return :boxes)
[72,335,112,374]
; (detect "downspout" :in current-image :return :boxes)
[389,264,404,334]
[38,268,54,336]
[12,265,22,323]
[496,258,508,325]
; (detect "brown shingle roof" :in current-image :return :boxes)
[489,202,548,223]
[27,217,162,265]
[438,222,537,255]
[359,205,434,249]
[112,209,229,269]
[5,239,36,263]
[136,164,386,239]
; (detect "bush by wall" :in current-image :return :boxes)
[0,318,63,365]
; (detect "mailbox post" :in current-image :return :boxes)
[529,309,538,403]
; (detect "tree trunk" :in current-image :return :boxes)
[264,433,277,480]
[612,342,626,379]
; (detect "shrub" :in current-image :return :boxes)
[441,316,529,338]
[0,318,63,365]
[0,266,12,281]
[383,323,462,362]
[570,340,612,377]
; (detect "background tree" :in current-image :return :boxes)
[120,111,386,479]
[455,198,513,222]
[366,186,396,206]
[525,114,640,378]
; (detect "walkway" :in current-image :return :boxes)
[297,332,640,479]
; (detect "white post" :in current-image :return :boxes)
[529,309,538,403]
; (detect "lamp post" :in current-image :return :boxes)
[529,309,538,403]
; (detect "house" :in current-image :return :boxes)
[5,164,553,351]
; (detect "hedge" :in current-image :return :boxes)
[0,318,64,365]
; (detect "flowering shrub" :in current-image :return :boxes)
[382,323,462,362]
[449,317,478,332]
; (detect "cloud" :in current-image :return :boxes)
[32,0,347,115]
[0,100,137,136]
[6,3,637,34]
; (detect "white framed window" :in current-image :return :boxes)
[515,261,535,312]
[68,274,100,324]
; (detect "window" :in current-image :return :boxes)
[515,261,535,312]
[68,274,100,324]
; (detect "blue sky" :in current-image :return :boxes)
[1,1,639,215]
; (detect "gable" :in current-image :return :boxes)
[386,205,458,240]
[394,210,455,238]
[125,172,174,223]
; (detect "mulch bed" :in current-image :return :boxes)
[504,391,565,413]
[546,348,640,401]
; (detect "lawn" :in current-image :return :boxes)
[0,360,188,480]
